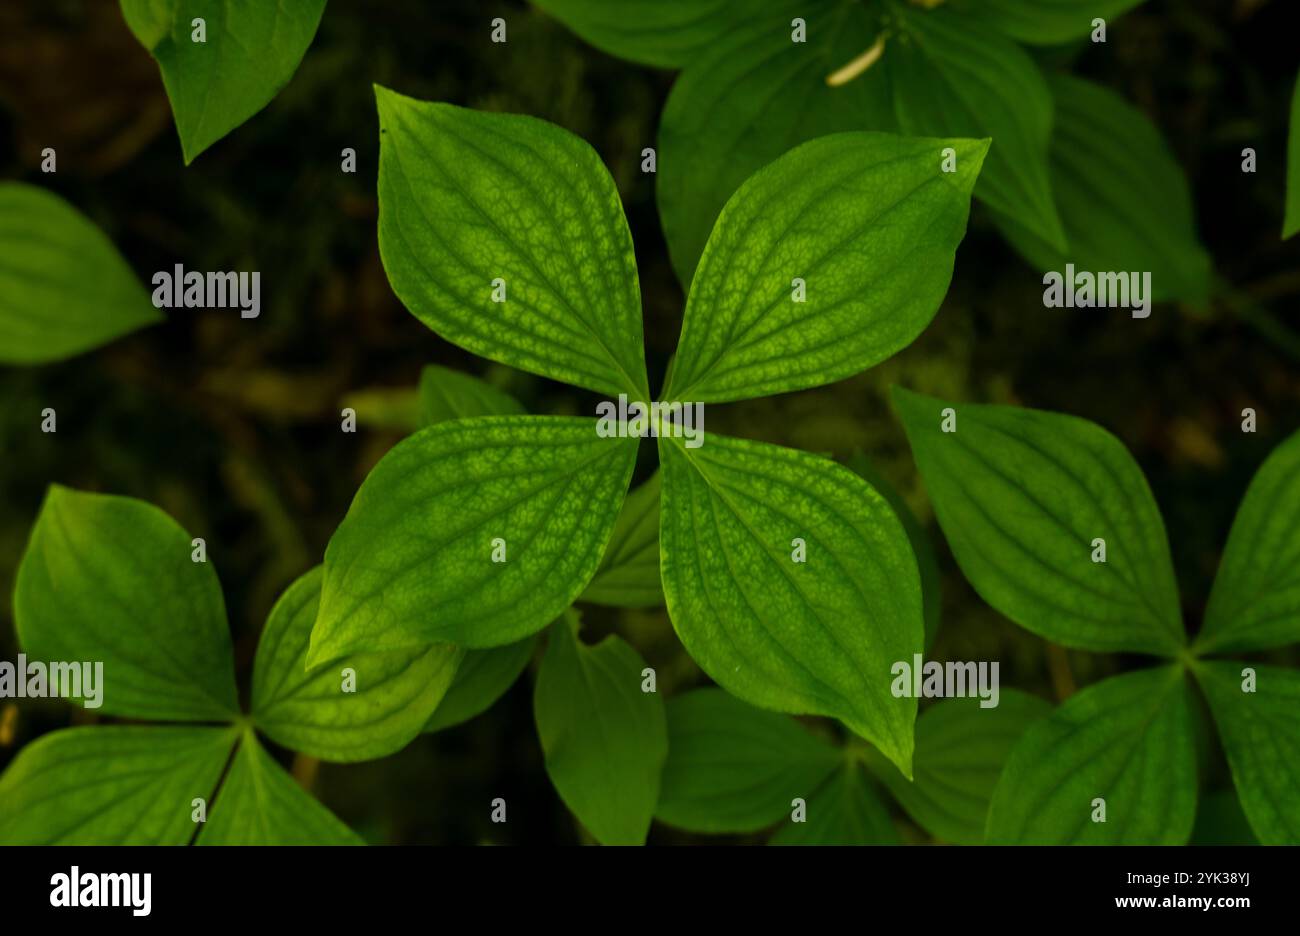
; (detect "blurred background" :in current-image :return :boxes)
[0,0,1296,844]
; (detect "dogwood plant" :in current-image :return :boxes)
[307,86,988,780]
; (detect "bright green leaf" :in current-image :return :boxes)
[865,691,1052,844]
[1284,70,1300,239]
[986,666,1198,844]
[846,452,942,651]
[951,0,1144,45]
[770,761,897,845]
[423,636,536,733]
[580,472,663,607]
[0,726,236,845]
[375,87,649,399]
[655,688,841,834]
[313,417,637,661]
[1195,662,1300,846]
[656,1,897,286]
[252,567,463,762]
[418,364,525,426]
[891,6,1066,251]
[995,74,1210,307]
[197,731,362,845]
[15,486,239,722]
[533,614,668,845]
[894,388,1184,656]
[531,0,802,69]
[0,183,161,365]
[658,432,923,775]
[1199,428,1300,654]
[120,0,327,164]
[664,132,986,403]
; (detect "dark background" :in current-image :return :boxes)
[0,0,1296,844]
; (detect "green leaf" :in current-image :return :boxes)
[865,691,1052,844]
[950,0,1144,45]
[0,726,236,845]
[769,761,897,845]
[120,0,327,164]
[845,453,942,651]
[995,73,1210,307]
[1199,428,1300,654]
[15,486,239,722]
[655,688,841,834]
[1191,789,1259,846]
[533,614,668,845]
[532,0,801,69]
[893,388,1184,656]
[986,666,1198,844]
[1284,70,1300,239]
[197,731,362,845]
[312,417,637,661]
[0,183,161,365]
[664,132,986,403]
[375,87,649,399]
[580,472,663,607]
[1195,662,1300,846]
[252,567,463,762]
[656,1,897,286]
[659,432,924,775]
[418,364,526,426]
[891,6,1066,251]
[424,636,537,733]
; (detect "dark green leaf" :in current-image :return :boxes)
[196,731,362,845]
[15,486,239,722]
[580,472,663,607]
[418,364,525,426]
[533,614,667,845]
[995,73,1210,307]
[1198,428,1300,654]
[656,1,896,285]
[865,691,1052,844]
[894,388,1184,656]
[769,761,897,845]
[1285,70,1300,239]
[987,666,1198,844]
[424,636,537,733]
[1195,661,1300,846]
[891,6,1066,251]
[120,0,327,164]
[951,0,1143,45]
[0,184,161,365]
[655,688,841,834]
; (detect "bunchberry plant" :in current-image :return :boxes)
[893,388,1300,844]
[655,686,1049,844]
[119,0,328,164]
[308,86,990,786]
[533,0,1211,305]
[0,184,161,365]
[0,487,462,845]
